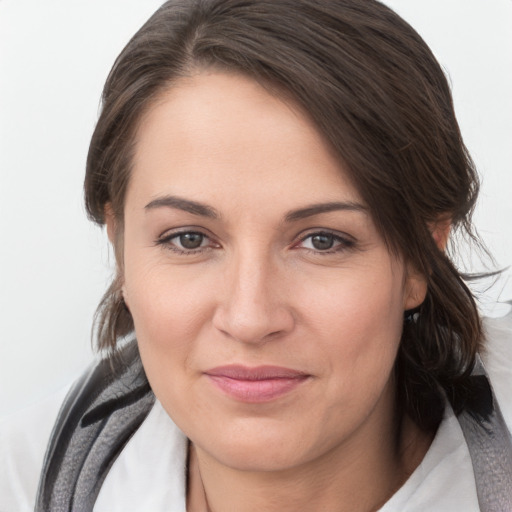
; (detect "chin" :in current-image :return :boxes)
[192,417,320,473]
[207,442,305,473]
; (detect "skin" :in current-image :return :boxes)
[111,71,431,511]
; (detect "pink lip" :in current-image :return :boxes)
[204,365,310,403]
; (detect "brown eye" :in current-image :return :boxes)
[311,233,334,250]
[179,232,204,249]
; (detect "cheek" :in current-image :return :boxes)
[123,263,216,424]
[305,265,406,396]
[122,253,215,373]
[308,263,406,344]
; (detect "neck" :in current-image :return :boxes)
[186,410,433,512]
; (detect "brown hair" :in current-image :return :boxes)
[85,0,484,431]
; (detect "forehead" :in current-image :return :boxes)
[128,71,363,213]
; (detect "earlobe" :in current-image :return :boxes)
[104,204,127,306]
[121,284,129,309]
[402,216,450,310]
[404,271,428,311]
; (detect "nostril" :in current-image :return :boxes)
[212,305,294,345]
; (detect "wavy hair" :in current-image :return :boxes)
[85,0,485,431]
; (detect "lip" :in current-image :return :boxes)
[204,365,310,403]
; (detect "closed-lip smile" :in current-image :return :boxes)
[204,365,310,403]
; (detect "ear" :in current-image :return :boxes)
[104,203,117,244]
[429,217,451,251]
[104,203,128,302]
[402,217,451,311]
[403,267,428,311]
[104,202,124,268]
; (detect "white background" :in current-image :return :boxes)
[1,0,511,416]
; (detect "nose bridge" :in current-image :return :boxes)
[214,243,293,344]
[233,248,271,312]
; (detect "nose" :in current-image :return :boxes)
[212,251,295,345]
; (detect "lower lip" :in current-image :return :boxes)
[206,375,309,403]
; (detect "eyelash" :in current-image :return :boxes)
[155,229,217,255]
[294,231,356,254]
[155,229,356,256]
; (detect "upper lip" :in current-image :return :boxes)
[205,365,309,380]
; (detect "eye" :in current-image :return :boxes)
[296,231,355,253]
[156,229,217,254]
[177,232,206,249]
[307,233,336,250]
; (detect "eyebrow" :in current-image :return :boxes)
[284,201,367,222]
[144,195,366,222]
[145,195,219,219]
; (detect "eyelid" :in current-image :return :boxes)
[292,229,356,252]
[156,224,218,241]
[155,227,220,253]
[154,226,356,255]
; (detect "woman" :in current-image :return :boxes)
[2,0,511,510]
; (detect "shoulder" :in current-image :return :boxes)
[35,341,156,511]
[0,386,69,512]
[0,341,152,512]
[481,306,512,429]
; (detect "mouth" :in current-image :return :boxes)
[204,365,311,403]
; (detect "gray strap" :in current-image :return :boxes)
[454,356,512,511]
[34,341,155,512]
[36,342,512,510]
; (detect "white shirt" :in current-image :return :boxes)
[1,313,511,512]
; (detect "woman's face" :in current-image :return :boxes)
[119,71,426,473]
